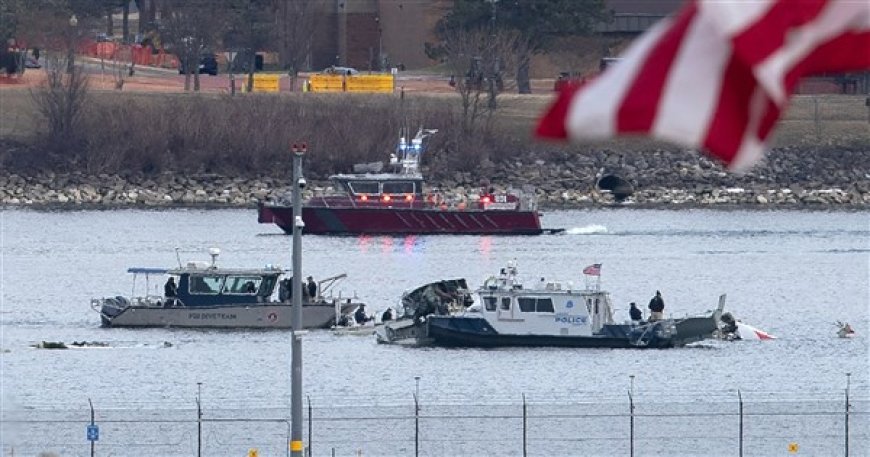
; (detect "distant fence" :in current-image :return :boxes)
[3,390,868,456]
[308,74,394,93]
[78,40,178,69]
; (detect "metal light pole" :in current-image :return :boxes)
[68,14,78,74]
[290,143,307,457]
[486,0,498,109]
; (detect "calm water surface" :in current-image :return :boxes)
[0,208,868,455]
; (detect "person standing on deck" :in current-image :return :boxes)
[629,302,643,323]
[164,277,177,307]
[306,276,317,300]
[648,291,665,322]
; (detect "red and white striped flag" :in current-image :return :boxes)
[582,263,602,276]
[536,0,870,171]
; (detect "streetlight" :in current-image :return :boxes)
[68,14,78,73]
[375,17,383,72]
[484,0,499,109]
[290,143,307,457]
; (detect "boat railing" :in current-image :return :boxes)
[510,188,537,212]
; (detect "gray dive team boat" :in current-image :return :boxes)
[377,261,724,349]
[91,248,361,329]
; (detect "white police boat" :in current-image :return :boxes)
[91,248,361,329]
[377,262,723,349]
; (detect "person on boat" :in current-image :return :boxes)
[164,277,177,307]
[648,291,665,321]
[354,304,372,325]
[244,281,257,293]
[629,302,643,322]
[279,278,292,302]
[381,307,394,322]
[306,276,317,300]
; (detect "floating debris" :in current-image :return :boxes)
[70,341,110,347]
[32,341,68,349]
[836,321,855,338]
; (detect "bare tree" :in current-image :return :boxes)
[273,0,319,89]
[31,53,90,151]
[223,0,272,92]
[159,0,222,91]
[442,27,520,133]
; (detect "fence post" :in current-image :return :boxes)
[88,398,95,457]
[738,390,743,457]
[414,376,421,457]
[845,372,851,457]
[628,390,634,457]
[305,395,314,457]
[197,382,202,457]
[522,393,527,457]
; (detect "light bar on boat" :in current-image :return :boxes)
[404,194,413,201]
[383,195,392,202]
[360,195,368,201]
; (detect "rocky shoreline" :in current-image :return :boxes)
[2,147,869,210]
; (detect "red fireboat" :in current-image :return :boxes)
[258,128,561,235]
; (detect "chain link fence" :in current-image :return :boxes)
[3,390,868,456]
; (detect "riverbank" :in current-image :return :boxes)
[3,144,868,209]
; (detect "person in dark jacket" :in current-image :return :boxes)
[648,291,665,321]
[381,307,394,322]
[164,277,177,307]
[629,302,643,322]
[354,304,373,324]
[306,276,317,300]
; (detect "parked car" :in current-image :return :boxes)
[321,66,358,76]
[178,53,218,76]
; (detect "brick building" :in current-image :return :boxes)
[309,0,451,71]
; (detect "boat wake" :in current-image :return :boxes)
[565,224,608,235]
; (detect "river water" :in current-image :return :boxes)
[1,208,868,456]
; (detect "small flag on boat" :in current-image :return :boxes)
[582,264,602,276]
[535,0,870,172]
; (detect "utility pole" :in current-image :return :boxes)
[290,143,307,457]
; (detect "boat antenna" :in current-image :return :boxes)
[175,247,182,268]
[208,247,221,268]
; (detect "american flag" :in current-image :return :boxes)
[582,263,602,276]
[536,0,870,171]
